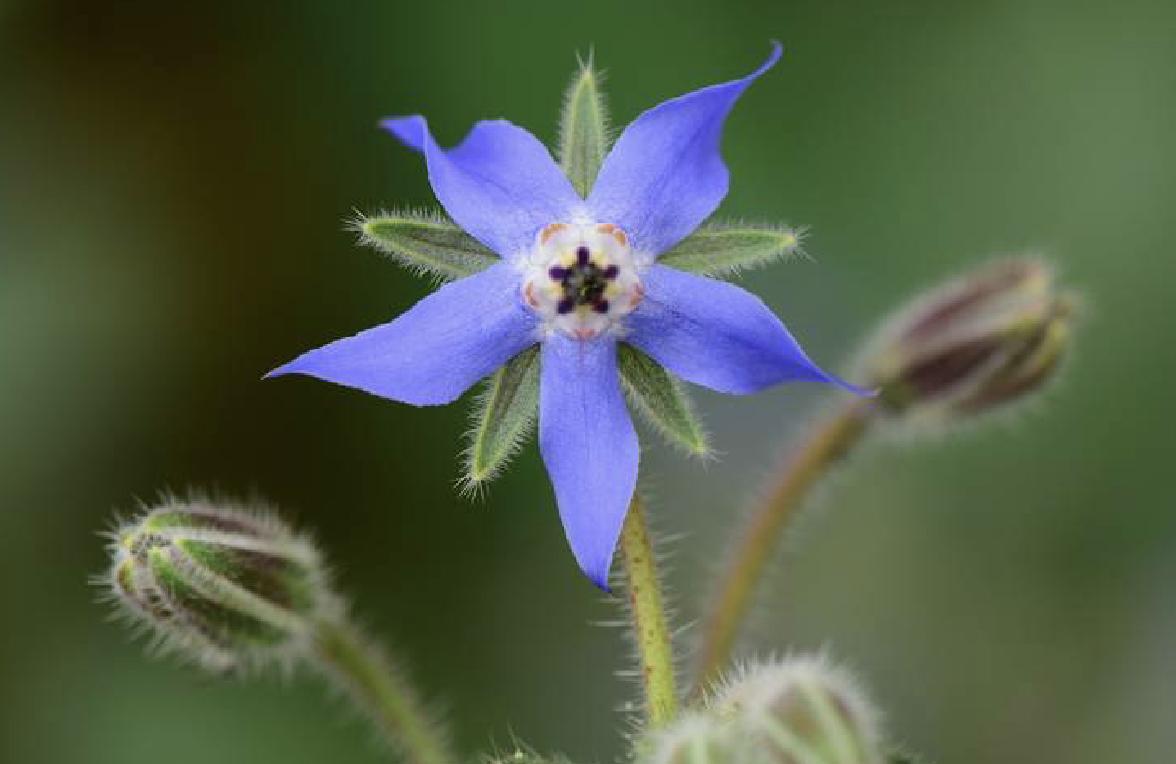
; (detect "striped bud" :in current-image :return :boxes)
[710,657,882,764]
[639,712,738,764]
[856,259,1075,421]
[105,496,336,672]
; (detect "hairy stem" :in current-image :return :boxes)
[312,619,452,764]
[692,399,873,696]
[619,495,679,727]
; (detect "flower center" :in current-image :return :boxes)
[522,222,644,340]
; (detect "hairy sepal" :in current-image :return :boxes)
[462,346,541,492]
[659,221,802,278]
[355,209,497,282]
[558,52,611,197]
[618,344,710,458]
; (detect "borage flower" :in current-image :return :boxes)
[269,44,863,588]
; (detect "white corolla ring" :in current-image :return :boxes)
[522,222,644,340]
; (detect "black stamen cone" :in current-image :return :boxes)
[547,245,620,316]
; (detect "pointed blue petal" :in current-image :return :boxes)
[586,43,782,257]
[382,116,582,259]
[626,265,866,396]
[267,263,537,406]
[539,335,639,590]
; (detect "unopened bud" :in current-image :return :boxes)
[105,496,337,671]
[710,657,882,764]
[856,259,1075,421]
[639,712,738,764]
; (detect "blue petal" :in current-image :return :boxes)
[382,116,581,258]
[539,335,639,590]
[267,262,537,405]
[586,43,783,256]
[626,265,866,395]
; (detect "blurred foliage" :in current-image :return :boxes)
[1,1,1174,763]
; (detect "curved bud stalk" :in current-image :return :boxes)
[710,657,882,764]
[106,496,335,672]
[692,401,871,693]
[355,209,496,282]
[660,222,802,278]
[102,495,453,764]
[856,258,1076,424]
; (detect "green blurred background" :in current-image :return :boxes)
[2,1,1173,762]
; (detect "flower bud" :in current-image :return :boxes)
[639,712,738,764]
[709,657,882,764]
[105,496,337,671]
[856,259,1075,421]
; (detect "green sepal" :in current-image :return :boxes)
[178,538,316,614]
[618,344,709,457]
[147,547,289,648]
[463,346,541,491]
[356,210,496,282]
[659,221,801,277]
[558,52,610,197]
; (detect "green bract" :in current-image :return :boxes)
[559,53,610,197]
[619,345,709,457]
[660,222,801,277]
[357,209,498,282]
[464,346,541,490]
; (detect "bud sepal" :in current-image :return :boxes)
[355,209,497,282]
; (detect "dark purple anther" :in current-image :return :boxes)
[557,297,576,314]
[548,266,567,281]
[603,265,619,280]
[576,246,590,267]
[593,300,610,314]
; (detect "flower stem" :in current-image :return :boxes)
[312,618,452,764]
[618,495,679,727]
[692,399,874,696]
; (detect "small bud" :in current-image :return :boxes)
[709,657,883,764]
[856,259,1075,421]
[104,495,337,672]
[639,712,738,764]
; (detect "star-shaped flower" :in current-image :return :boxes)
[269,44,862,588]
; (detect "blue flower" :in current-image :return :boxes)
[269,44,861,588]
